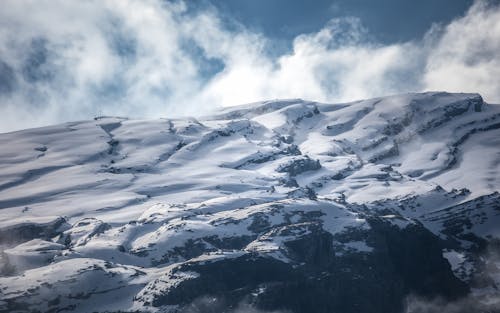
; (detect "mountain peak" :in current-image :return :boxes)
[1,92,499,313]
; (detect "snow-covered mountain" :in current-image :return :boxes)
[0,92,499,313]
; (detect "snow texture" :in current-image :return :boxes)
[0,92,499,312]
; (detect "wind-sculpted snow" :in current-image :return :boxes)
[0,92,499,313]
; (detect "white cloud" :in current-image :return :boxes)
[0,0,499,132]
[0,0,203,131]
[191,17,424,106]
[423,1,500,101]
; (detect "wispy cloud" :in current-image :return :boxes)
[404,244,500,313]
[423,0,500,101]
[0,0,499,132]
[180,295,287,313]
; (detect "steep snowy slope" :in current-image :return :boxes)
[0,92,499,313]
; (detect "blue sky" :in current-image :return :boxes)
[0,0,499,132]
[207,0,473,43]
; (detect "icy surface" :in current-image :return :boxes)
[0,92,499,312]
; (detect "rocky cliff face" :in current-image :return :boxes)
[0,92,499,313]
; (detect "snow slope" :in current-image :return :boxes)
[0,92,499,313]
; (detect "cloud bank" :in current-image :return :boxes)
[0,0,499,132]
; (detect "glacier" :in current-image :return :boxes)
[0,92,499,313]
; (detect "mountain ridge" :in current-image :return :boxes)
[0,92,499,313]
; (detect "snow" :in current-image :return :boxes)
[443,250,466,272]
[4,239,65,272]
[0,92,499,312]
[343,241,373,253]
